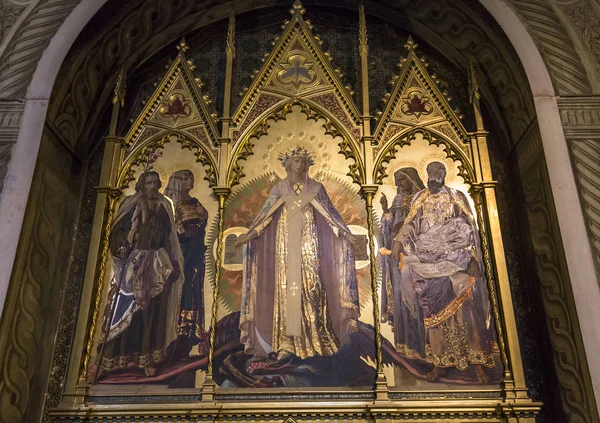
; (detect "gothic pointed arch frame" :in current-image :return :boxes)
[369,38,516,399]
[372,38,475,186]
[226,1,365,188]
[48,2,545,421]
[228,97,365,188]
[118,41,221,189]
[68,39,222,399]
[373,127,475,185]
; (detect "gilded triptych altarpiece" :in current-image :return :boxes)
[52,2,541,421]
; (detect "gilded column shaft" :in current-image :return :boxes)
[63,138,123,401]
[63,69,126,399]
[475,134,529,397]
[203,188,229,401]
[362,185,389,401]
[208,191,227,376]
[474,191,509,371]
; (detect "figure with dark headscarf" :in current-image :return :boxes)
[379,167,426,353]
[392,162,499,384]
[164,170,209,353]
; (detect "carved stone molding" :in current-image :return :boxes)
[0,1,28,45]
[507,0,593,95]
[554,0,600,89]
[515,119,544,174]
[0,99,23,140]
[570,139,600,278]
[0,142,12,192]
[0,131,81,423]
[557,96,600,282]
[558,96,600,139]
[0,99,23,191]
[516,126,599,423]
[0,0,80,99]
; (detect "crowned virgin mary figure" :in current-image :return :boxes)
[234,146,360,363]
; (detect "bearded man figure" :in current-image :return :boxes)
[97,171,184,378]
[392,162,499,384]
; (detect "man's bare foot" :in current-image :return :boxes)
[426,366,446,382]
[475,365,489,384]
[144,366,157,377]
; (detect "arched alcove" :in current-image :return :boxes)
[0,1,598,422]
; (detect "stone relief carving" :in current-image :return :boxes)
[0,157,76,423]
[517,127,598,423]
[507,0,593,94]
[0,2,25,45]
[556,1,600,86]
[559,97,600,285]
[0,0,79,98]
[0,99,23,191]
[570,139,600,279]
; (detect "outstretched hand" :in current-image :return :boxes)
[391,241,404,260]
[232,236,245,251]
[233,230,258,251]
[380,193,389,213]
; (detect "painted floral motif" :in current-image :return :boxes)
[159,94,192,122]
[401,92,433,118]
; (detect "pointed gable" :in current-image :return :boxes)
[231,0,362,144]
[374,37,469,156]
[125,40,220,155]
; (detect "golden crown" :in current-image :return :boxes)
[278,146,315,167]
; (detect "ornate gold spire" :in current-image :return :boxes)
[291,0,305,18]
[109,64,126,136]
[404,35,418,52]
[469,59,480,105]
[176,37,189,54]
[226,12,236,57]
[359,2,368,55]
[112,64,126,106]
[469,59,484,131]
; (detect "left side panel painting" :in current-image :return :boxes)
[88,142,216,390]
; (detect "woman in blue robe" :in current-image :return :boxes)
[165,170,208,352]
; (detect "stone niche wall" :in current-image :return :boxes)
[0,3,592,423]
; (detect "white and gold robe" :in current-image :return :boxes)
[240,178,360,360]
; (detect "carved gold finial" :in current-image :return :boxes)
[226,12,236,57]
[177,37,189,54]
[404,35,418,52]
[112,64,126,106]
[291,0,305,17]
[468,59,481,104]
[469,59,484,131]
[359,2,368,54]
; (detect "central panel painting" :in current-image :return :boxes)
[214,108,376,388]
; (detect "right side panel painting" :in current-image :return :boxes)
[375,135,503,389]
